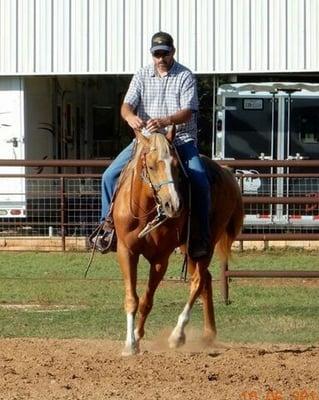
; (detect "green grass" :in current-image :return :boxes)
[230,247,319,272]
[0,249,318,344]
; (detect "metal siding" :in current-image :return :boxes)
[197,0,215,72]
[0,0,319,75]
[35,0,52,73]
[233,0,251,72]
[178,0,197,70]
[160,0,180,37]
[250,0,268,71]
[88,0,106,72]
[70,0,88,72]
[214,0,232,72]
[125,0,142,72]
[306,0,319,69]
[160,0,178,55]
[269,0,287,71]
[142,0,160,67]
[287,0,305,70]
[0,0,17,73]
[53,0,70,73]
[107,0,124,72]
[17,0,35,73]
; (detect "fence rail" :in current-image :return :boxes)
[221,159,319,304]
[0,158,318,303]
[0,159,318,243]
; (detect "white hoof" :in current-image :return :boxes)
[121,343,139,356]
[168,331,186,349]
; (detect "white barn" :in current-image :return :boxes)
[1,0,319,75]
[0,0,319,161]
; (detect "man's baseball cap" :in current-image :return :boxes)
[150,32,174,53]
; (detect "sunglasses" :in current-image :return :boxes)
[152,51,170,58]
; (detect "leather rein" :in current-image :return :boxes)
[129,144,176,220]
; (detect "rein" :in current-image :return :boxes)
[129,146,174,220]
[129,166,157,219]
[129,161,169,238]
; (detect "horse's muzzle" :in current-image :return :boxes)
[161,197,182,218]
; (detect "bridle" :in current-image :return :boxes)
[141,146,175,191]
[129,143,177,220]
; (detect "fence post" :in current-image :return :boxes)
[239,240,244,252]
[60,177,66,251]
[220,260,230,305]
[239,177,244,252]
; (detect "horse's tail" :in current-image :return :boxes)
[215,195,244,263]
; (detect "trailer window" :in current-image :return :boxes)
[300,131,319,144]
[243,98,263,110]
[291,103,319,145]
[297,116,319,144]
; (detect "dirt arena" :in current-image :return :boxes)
[0,337,318,400]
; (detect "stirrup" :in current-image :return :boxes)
[138,210,167,238]
[100,229,116,252]
[88,219,115,249]
[102,216,114,232]
[88,223,104,244]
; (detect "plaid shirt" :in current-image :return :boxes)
[124,61,198,145]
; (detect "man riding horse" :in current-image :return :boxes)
[90,31,211,259]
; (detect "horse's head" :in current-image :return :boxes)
[136,126,182,218]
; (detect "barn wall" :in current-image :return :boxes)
[0,0,318,75]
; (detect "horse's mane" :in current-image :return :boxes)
[151,133,171,159]
[126,141,143,171]
[126,133,171,173]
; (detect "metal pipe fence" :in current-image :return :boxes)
[223,159,319,304]
[0,174,102,252]
[0,160,318,243]
[0,159,318,302]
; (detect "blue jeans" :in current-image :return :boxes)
[100,140,211,241]
[176,141,211,242]
[100,140,135,222]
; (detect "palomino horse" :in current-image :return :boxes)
[112,127,243,356]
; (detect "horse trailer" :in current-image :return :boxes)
[0,78,25,219]
[214,82,319,231]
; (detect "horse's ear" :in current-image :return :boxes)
[165,124,176,143]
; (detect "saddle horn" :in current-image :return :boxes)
[165,124,176,143]
[135,129,150,145]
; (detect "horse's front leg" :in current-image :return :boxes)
[117,242,139,356]
[135,256,169,345]
[168,257,211,349]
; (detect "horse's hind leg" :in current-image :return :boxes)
[200,269,217,344]
[168,257,211,348]
[184,262,216,343]
[135,256,169,347]
[117,242,139,356]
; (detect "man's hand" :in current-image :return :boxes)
[146,117,170,133]
[121,103,145,130]
[126,114,145,130]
